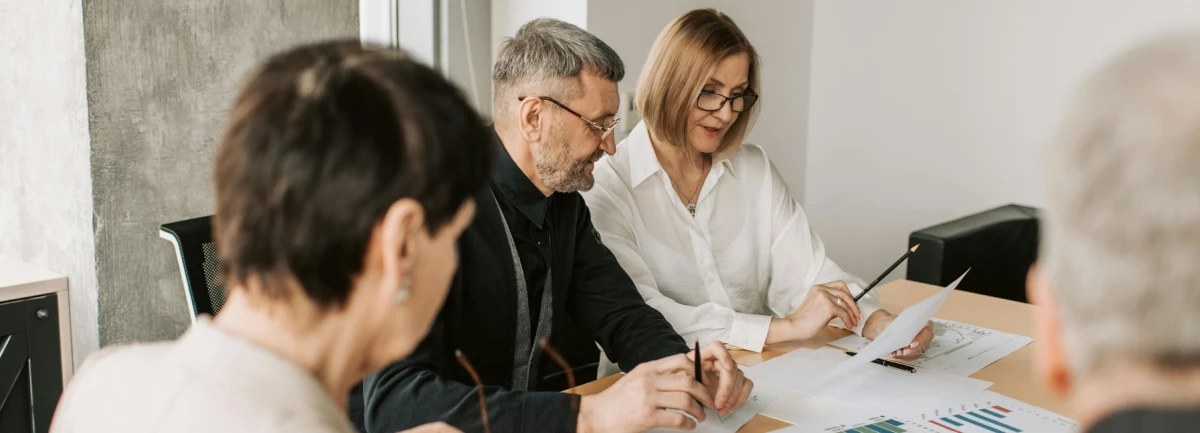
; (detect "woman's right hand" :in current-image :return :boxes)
[397,422,462,433]
[767,281,862,344]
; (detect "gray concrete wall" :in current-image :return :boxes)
[82,0,358,345]
[0,0,101,367]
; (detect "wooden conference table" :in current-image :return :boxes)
[566,280,1065,432]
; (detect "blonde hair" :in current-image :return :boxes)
[636,9,760,159]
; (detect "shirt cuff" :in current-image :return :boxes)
[522,391,580,432]
[727,312,772,353]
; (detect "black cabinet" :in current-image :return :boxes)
[0,294,63,433]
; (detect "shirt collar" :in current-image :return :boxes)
[493,130,551,228]
[628,120,739,188]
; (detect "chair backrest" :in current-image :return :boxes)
[159,216,227,320]
[907,204,1040,303]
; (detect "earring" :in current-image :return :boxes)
[394,277,412,304]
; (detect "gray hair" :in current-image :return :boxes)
[1044,31,1200,374]
[492,18,624,116]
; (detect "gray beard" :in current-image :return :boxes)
[534,130,595,193]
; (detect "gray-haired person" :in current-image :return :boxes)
[359,18,753,433]
[1028,31,1200,432]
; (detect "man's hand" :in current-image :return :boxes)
[687,341,754,416]
[577,354,714,433]
[862,310,933,360]
[397,422,461,433]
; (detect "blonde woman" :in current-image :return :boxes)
[583,10,932,375]
[49,41,489,433]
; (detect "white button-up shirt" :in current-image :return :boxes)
[583,121,881,353]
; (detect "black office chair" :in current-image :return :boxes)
[159,215,227,319]
[907,204,1040,303]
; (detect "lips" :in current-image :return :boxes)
[701,125,723,137]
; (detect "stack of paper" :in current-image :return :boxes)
[744,347,992,413]
[820,272,966,383]
[830,318,1033,376]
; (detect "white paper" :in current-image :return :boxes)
[647,388,778,433]
[820,270,968,383]
[752,383,858,425]
[773,391,1078,433]
[830,318,1034,376]
[744,347,991,412]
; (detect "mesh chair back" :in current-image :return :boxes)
[159,216,228,319]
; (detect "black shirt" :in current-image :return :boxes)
[360,134,689,433]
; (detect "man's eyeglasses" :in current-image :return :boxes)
[518,96,621,143]
[456,339,578,433]
[697,90,759,112]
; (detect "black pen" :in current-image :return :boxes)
[845,351,916,373]
[694,341,702,385]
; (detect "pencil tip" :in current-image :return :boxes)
[912,244,920,252]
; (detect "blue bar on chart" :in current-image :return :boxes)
[839,419,906,433]
[954,414,1004,433]
[967,411,1021,432]
[980,409,1006,419]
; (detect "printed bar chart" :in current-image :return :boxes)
[839,418,907,433]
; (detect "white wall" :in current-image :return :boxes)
[492,0,587,57]
[587,1,815,200]
[0,0,100,366]
[804,0,1200,281]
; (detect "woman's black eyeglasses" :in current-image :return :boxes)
[697,90,759,112]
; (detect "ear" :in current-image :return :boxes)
[378,198,426,294]
[517,97,546,143]
[1028,263,1072,396]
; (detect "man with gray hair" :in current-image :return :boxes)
[361,18,753,433]
[1029,31,1200,432]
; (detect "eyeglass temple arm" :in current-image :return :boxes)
[455,349,492,433]
[539,339,580,415]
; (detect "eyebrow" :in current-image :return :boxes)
[586,110,616,122]
[706,78,750,89]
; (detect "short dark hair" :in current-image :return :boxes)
[213,40,494,307]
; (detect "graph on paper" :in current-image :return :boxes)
[784,413,942,433]
[832,416,917,433]
[778,392,1077,433]
[903,393,1077,433]
[829,319,1032,374]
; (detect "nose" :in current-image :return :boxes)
[712,101,734,123]
[599,132,616,155]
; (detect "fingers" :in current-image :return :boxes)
[652,409,698,431]
[650,353,695,376]
[656,370,715,409]
[893,322,934,360]
[698,341,740,410]
[731,377,754,412]
[823,282,863,324]
[824,292,859,330]
[700,341,738,372]
[654,390,705,423]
